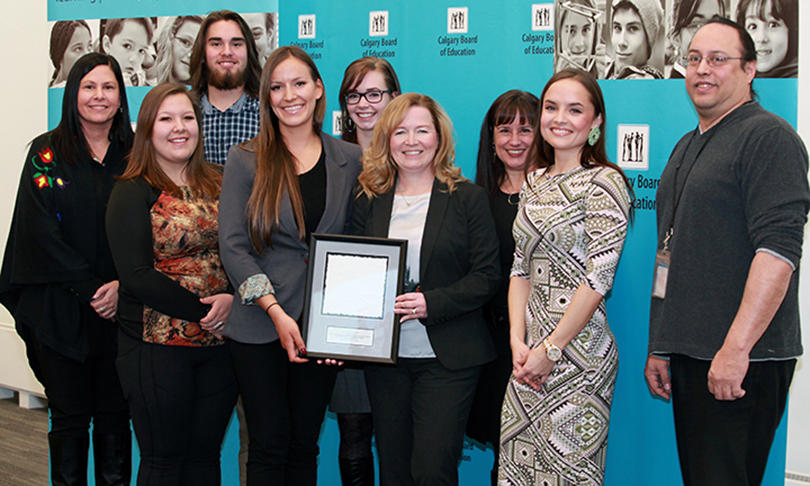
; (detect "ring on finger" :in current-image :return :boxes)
[412,308,417,314]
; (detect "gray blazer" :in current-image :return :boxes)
[218,132,362,344]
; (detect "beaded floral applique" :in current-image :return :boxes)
[31,147,67,190]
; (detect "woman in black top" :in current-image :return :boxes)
[106,83,236,485]
[469,89,540,486]
[0,52,133,486]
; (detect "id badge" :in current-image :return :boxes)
[652,249,670,299]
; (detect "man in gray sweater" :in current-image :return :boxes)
[644,16,810,486]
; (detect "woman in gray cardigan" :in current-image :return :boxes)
[218,46,361,485]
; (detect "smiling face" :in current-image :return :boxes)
[346,69,395,137]
[103,20,150,79]
[60,27,92,83]
[76,65,121,131]
[268,57,324,132]
[390,105,439,178]
[744,0,789,73]
[494,113,535,171]
[205,20,248,90]
[612,7,650,69]
[171,19,200,83]
[685,23,756,127]
[561,10,594,56]
[151,93,199,170]
[540,78,601,161]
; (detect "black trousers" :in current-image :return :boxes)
[365,358,480,486]
[22,315,129,439]
[116,331,237,486]
[670,354,795,486]
[229,339,337,486]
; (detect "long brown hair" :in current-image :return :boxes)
[358,93,462,199]
[121,83,221,199]
[245,46,325,250]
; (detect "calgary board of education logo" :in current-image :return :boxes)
[447,7,468,34]
[617,124,650,171]
[299,14,316,39]
[370,10,389,37]
[532,4,554,31]
[332,111,343,137]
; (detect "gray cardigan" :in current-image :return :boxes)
[218,132,362,344]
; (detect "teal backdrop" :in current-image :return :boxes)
[47,1,798,484]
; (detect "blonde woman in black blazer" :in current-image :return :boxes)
[352,93,500,486]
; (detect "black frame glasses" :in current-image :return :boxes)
[345,90,392,105]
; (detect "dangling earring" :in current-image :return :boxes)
[588,126,601,146]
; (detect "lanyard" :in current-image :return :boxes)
[663,125,719,250]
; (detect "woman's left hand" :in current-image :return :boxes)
[513,347,556,391]
[91,280,119,320]
[394,292,427,323]
[199,293,234,336]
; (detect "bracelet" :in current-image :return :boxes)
[264,301,279,314]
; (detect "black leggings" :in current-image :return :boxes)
[116,331,237,486]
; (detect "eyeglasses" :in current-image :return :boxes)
[345,90,392,105]
[683,54,746,68]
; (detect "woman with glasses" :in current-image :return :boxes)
[156,16,203,84]
[330,56,401,486]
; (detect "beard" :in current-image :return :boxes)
[207,64,246,90]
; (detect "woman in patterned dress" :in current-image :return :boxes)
[499,68,632,486]
[106,83,237,485]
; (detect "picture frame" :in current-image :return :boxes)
[301,233,407,364]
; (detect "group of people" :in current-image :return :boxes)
[1,8,807,486]
[48,13,276,88]
[555,0,798,80]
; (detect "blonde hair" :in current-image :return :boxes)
[358,93,462,198]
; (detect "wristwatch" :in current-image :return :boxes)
[542,338,562,362]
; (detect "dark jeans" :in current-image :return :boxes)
[670,354,795,486]
[229,339,337,486]
[365,358,480,486]
[116,331,237,486]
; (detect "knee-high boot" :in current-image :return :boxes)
[92,430,132,486]
[339,456,375,486]
[49,431,89,486]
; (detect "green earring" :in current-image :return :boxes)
[588,126,601,146]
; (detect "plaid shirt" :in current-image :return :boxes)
[201,92,261,166]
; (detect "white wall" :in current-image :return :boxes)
[0,3,47,397]
[1,2,809,482]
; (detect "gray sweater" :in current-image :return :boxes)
[649,102,810,360]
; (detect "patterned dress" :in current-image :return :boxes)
[499,166,630,486]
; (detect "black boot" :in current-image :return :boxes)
[92,430,132,486]
[339,456,375,486]
[49,432,89,486]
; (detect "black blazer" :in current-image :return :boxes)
[351,178,500,370]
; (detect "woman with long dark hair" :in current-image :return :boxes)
[218,46,361,485]
[106,83,236,485]
[469,89,539,485]
[499,69,632,486]
[0,52,133,486]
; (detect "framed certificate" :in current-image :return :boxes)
[301,233,407,363]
